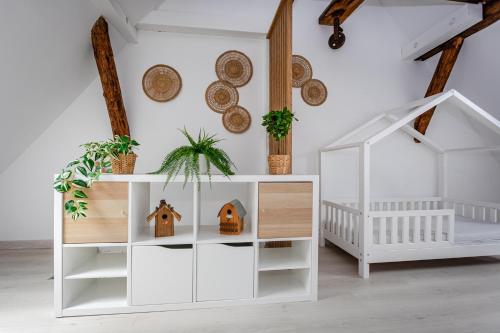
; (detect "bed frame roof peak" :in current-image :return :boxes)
[321,90,500,154]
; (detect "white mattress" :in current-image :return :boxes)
[454,216,500,244]
[370,216,500,245]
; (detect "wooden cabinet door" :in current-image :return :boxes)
[63,182,128,243]
[258,182,313,238]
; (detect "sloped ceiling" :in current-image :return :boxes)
[0,0,161,174]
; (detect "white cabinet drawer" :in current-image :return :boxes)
[132,245,193,305]
[196,243,254,301]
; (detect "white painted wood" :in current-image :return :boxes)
[133,225,194,245]
[197,225,254,243]
[358,143,370,278]
[384,114,444,153]
[323,113,386,149]
[64,278,127,310]
[54,175,319,316]
[258,241,311,271]
[401,4,482,60]
[90,0,138,43]
[53,189,63,317]
[258,270,310,299]
[64,252,127,279]
[444,145,500,153]
[131,245,193,305]
[196,243,254,301]
[320,142,363,153]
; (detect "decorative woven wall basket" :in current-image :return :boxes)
[222,105,251,134]
[301,79,327,106]
[215,50,253,88]
[205,80,239,113]
[111,153,137,174]
[142,64,182,102]
[292,55,313,88]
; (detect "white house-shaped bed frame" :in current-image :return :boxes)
[320,89,500,278]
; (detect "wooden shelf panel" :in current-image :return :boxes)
[65,253,127,279]
[197,225,254,244]
[133,225,194,246]
[258,247,309,271]
[258,270,310,299]
[65,279,127,310]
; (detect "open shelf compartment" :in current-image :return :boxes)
[257,269,310,299]
[131,182,195,245]
[63,278,127,310]
[258,240,311,271]
[197,181,257,243]
[63,246,127,279]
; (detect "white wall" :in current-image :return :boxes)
[1,0,499,241]
[0,30,267,241]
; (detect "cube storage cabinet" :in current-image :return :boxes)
[54,175,318,317]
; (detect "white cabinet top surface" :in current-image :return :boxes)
[94,174,319,183]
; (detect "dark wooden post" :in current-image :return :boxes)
[413,37,464,139]
[91,16,130,137]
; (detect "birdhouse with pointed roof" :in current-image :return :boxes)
[218,199,247,235]
[146,200,182,237]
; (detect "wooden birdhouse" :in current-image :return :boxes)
[218,199,247,235]
[146,200,182,237]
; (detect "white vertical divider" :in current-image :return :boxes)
[192,184,200,302]
[311,177,320,300]
[128,181,151,305]
[53,190,63,317]
[359,143,370,278]
[402,216,409,244]
[252,182,259,299]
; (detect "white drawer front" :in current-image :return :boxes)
[197,243,254,301]
[132,245,193,305]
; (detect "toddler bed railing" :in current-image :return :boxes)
[322,197,500,278]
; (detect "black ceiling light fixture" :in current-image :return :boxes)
[328,10,345,50]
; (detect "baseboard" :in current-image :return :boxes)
[0,240,53,250]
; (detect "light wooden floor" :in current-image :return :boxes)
[1,244,500,333]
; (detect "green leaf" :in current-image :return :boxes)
[73,190,88,199]
[72,179,88,188]
[77,166,88,177]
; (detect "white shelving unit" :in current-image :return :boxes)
[54,175,319,317]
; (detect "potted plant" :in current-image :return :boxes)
[53,135,140,220]
[261,106,298,174]
[107,135,140,174]
[151,128,235,188]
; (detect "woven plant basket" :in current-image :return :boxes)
[111,153,137,174]
[268,155,290,175]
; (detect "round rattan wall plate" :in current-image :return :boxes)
[205,80,239,113]
[222,105,251,134]
[301,79,327,106]
[142,64,182,102]
[292,55,313,88]
[215,50,253,88]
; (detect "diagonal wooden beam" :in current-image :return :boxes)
[319,0,364,25]
[413,37,464,139]
[91,16,130,137]
[416,0,500,61]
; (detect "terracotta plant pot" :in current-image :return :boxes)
[111,153,137,174]
[268,154,290,175]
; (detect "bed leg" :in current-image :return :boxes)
[358,259,369,279]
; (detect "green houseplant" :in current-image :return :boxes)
[261,106,297,174]
[108,135,140,174]
[54,135,139,220]
[151,128,235,188]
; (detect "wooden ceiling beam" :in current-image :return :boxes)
[413,37,464,139]
[319,0,364,25]
[91,16,130,137]
[416,0,500,61]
